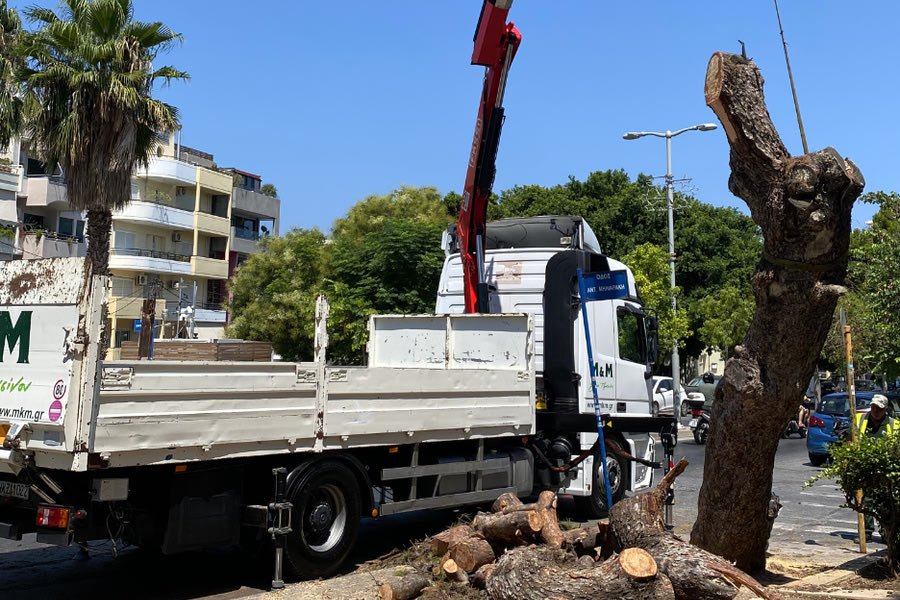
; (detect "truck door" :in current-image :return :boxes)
[614,303,652,416]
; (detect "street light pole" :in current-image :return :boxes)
[623,123,717,422]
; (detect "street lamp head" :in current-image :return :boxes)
[623,132,642,140]
[697,123,718,131]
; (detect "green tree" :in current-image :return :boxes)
[260,183,278,198]
[331,185,453,245]
[841,191,900,379]
[226,228,328,361]
[693,285,754,357]
[10,0,187,274]
[622,243,691,358]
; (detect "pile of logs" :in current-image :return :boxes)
[378,459,781,600]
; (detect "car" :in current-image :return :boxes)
[806,391,898,466]
[650,376,692,417]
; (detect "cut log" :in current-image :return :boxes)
[473,509,543,545]
[378,572,429,600]
[441,558,468,584]
[610,458,781,600]
[471,563,495,590]
[534,490,564,548]
[487,545,674,600]
[491,492,523,513]
[430,524,473,556]
[562,521,615,559]
[449,536,495,573]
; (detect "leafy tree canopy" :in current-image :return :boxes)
[260,183,278,198]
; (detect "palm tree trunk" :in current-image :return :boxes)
[86,207,112,275]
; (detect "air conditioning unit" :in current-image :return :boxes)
[172,232,182,242]
[167,280,180,290]
[135,275,147,286]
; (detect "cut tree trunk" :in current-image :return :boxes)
[561,522,615,559]
[611,459,781,600]
[441,558,468,584]
[487,545,674,600]
[473,509,543,545]
[471,563,495,589]
[378,572,429,600]
[692,51,865,572]
[431,524,473,557]
[449,537,495,573]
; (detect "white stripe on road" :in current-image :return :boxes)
[800,490,844,499]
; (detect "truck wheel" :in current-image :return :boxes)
[576,439,627,518]
[284,460,361,579]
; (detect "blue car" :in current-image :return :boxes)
[806,391,898,466]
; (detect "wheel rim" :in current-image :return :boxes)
[699,422,709,442]
[302,483,348,553]
[600,453,622,494]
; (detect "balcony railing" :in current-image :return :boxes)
[234,228,261,241]
[112,247,192,262]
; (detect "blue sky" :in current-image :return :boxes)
[11,1,897,234]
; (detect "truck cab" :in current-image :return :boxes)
[436,215,659,509]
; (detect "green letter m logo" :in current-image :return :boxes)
[0,311,32,364]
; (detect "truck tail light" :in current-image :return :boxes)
[808,414,826,428]
[36,505,70,529]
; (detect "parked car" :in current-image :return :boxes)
[806,391,899,466]
[650,376,693,417]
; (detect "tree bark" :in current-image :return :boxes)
[487,545,675,600]
[471,563,495,589]
[378,572,429,600]
[612,459,780,600]
[473,509,543,545]
[692,51,865,572]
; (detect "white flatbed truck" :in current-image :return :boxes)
[0,216,669,580]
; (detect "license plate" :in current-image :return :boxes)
[0,480,29,500]
[688,419,698,428]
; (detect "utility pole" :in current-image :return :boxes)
[138,278,159,359]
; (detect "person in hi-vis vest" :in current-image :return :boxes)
[854,394,895,542]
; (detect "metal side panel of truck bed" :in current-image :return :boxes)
[1,258,536,471]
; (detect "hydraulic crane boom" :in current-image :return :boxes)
[458,0,521,313]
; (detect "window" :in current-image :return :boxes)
[111,277,134,298]
[657,379,672,392]
[75,220,85,241]
[23,213,44,230]
[115,230,136,252]
[58,217,74,237]
[617,310,645,364]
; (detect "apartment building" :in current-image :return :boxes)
[1,133,281,356]
[0,139,87,262]
[110,133,233,347]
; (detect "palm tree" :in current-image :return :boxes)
[18,0,187,273]
[0,1,23,146]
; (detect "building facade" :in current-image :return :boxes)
[1,132,280,356]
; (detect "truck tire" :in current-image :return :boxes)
[576,439,627,518]
[284,459,362,579]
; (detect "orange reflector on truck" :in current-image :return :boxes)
[0,423,8,445]
[36,505,69,528]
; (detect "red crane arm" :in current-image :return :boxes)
[457,0,521,313]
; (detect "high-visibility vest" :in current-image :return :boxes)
[856,412,896,437]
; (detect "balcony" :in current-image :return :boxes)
[20,175,67,207]
[195,211,231,236]
[191,255,228,279]
[21,231,87,259]
[114,200,194,229]
[232,187,279,221]
[197,167,231,194]
[0,165,23,193]
[139,157,197,185]
[230,226,262,255]
[109,247,193,275]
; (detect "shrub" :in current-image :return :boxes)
[807,432,900,575]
